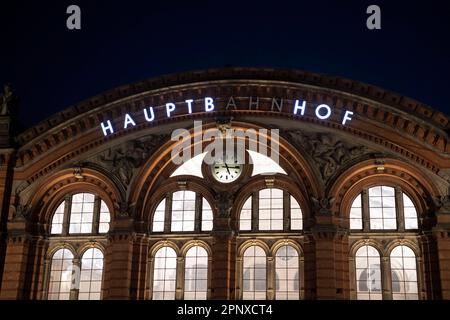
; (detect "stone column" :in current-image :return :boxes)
[0,221,30,300]
[102,215,135,300]
[433,196,450,299]
[210,192,235,300]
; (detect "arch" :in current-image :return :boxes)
[27,168,123,228]
[386,240,421,258]
[333,159,438,220]
[350,240,385,258]
[130,121,321,224]
[238,240,271,258]
[270,240,303,257]
[149,241,180,258]
[46,243,78,260]
[180,240,213,257]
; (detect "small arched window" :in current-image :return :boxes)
[48,249,74,300]
[355,245,382,300]
[390,246,419,300]
[275,245,299,300]
[151,191,213,233]
[349,186,419,231]
[184,246,208,300]
[50,193,111,235]
[242,246,266,300]
[239,188,303,232]
[79,248,104,300]
[153,247,177,300]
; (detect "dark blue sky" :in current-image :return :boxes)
[1,0,450,131]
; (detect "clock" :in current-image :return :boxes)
[211,160,243,183]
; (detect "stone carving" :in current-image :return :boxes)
[311,197,335,216]
[1,84,17,116]
[434,196,450,214]
[285,130,367,180]
[115,201,134,218]
[11,203,31,221]
[215,192,234,217]
[99,135,168,186]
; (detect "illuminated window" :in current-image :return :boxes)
[184,246,208,300]
[403,194,418,230]
[369,186,396,230]
[355,246,382,300]
[79,248,104,300]
[275,245,299,300]
[391,246,419,300]
[153,247,177,300]
[239,197,252,231]
[242,246,266,300]
[50,193,111,235]
[201,198,213,232]
[350,194,363,230]
[48,249,74,300]
[51,203,65,235]
[151,191,213,233]
[349,186,419,231]
[239,189,303,232]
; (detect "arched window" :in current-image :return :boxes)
[50,193,111,235]
[79,248,104,300]
[151,191,213,233]
[275,245,299,300]
[355,246,382,300]
[239,188,303,232]
[48,249,74,300]
[242,246,266,300]
[390,246,419,300]
[153,247,177,300]
[349,186,419,231]
[184,246,208,300]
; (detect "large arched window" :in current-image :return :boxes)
[50,193,111,235]
[48,249,74,300]
[184,246,208,300]
[153,247,177,300]
[152,191,213,233]
[349,186,419,231]
[79,248,104,300]
[242,246,267,300]
[239,188,303,232]
[355,246,382,300]
[390,246,419,300]
[275,245,299,300]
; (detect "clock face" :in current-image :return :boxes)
[211,161,243,183]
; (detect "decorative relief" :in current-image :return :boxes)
[284,130,368,181]
[311,197,335,216]
[95,134,169,186]
[434,196,450,214]
[215,192,234,218]
[11,203,31,222]
[115,201,135,218]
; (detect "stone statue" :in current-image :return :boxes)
[1,84,15,116]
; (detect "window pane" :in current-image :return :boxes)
[369,186,397,230]
[403,194,418,230]
[239,197,252,231]
[243,246,266,300]
[275,246,299,300]
[79,248,104,300]
[258,188,284,231]
[171,191,196,232]
[69,193,95,234]
[201,198,213,231]
[290,196,303,231]
[153,247,177,300]
[350,194,362,230]
[355,246,382,300]
[99,200,110,233]
[390,246,419,300]
[51,202,65,235]
[184,246,208,300]
[48,249,74,300]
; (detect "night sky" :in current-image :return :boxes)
[1,0,450,132]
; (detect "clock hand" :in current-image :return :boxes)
[224,163,231,175]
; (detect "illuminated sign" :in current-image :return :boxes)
[100,97,355,136]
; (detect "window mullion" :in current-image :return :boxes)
[92,196,101,234]
[252,192,258,231]
[283,191,290,231]
[62,196,72,236]
[195,193,202,232]
[362,190,370,232]
[396,188,405,232]
[164,194,172,233]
